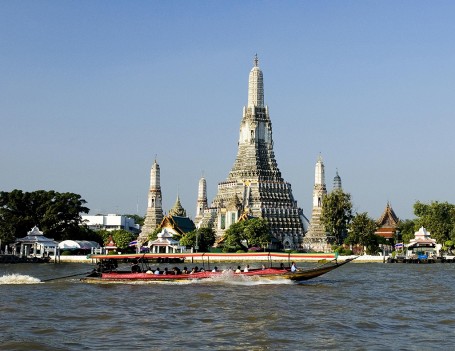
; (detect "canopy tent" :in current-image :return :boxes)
[58,240,100,250]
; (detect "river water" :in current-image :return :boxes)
[1,261,455,351]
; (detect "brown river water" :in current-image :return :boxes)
[1,261,455,351]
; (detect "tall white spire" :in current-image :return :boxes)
[303,155,329,252]
[204,57,306,248]
[314,154,325,187]
[197,176,207,204]
[239,55,271,147]
[247,54,264,108]
[312,155,327,208]
[148,159,161,208]
[195,176,207,225]
[139,159,164,243]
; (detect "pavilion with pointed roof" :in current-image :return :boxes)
[148,228,187,254]
[375,203,400,239]
[14,226,58,259]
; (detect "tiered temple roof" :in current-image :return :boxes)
[375,202,399,239]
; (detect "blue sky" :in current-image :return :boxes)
[1,1,454,220]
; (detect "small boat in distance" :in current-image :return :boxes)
[81,253,356,283]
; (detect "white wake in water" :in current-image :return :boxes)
[194,271,295,286]
[0,274,41,284]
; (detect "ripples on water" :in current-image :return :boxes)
[1,262,455,350]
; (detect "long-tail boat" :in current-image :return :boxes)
[81,253,356,283]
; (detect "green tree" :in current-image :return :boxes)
[222,218,271,252]
[99,229,136,250]
[223,221,246,251]
[443,240,455,255]
[413,201,455,243]
[243,218,271,248]
[397,219,416,244]
[0,189,89,243]
[345,212,379,254]
[180,227,216,252]
[321,189,353,245]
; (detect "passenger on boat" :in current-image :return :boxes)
[212,266,218,272]
[163,267,169,275]
[244,265,249,272]
[291,262,297,272]
[235,266,241,273]
[190,267,196,274]
[261,264,266,270]
[154,268,160,275]
[131,261,141,273]
[182,267,189,274]
[173,267,181,275]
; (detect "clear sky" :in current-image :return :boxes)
[1,1,454,221]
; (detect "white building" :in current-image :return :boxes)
[82,214,140,234]
[14,226,58,259]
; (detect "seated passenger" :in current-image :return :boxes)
[244,265,249,272]
[131,264,141,273]
[163,267,169,275]
[182,267,189,274]
[291,262,297,272]
[154,268,160,275]
[190,267,196,274]
[131,260,141,273]
[173,267,181,275]
[235,265,241,273]
[212,266,218,272]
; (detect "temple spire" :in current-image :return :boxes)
[248,54,264,108]
[315,154,325,186]
[195,176,208,227]
[204,57,306,249]
[303,155,328,252]
[138,159,164,243]
[333,169,342,190]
